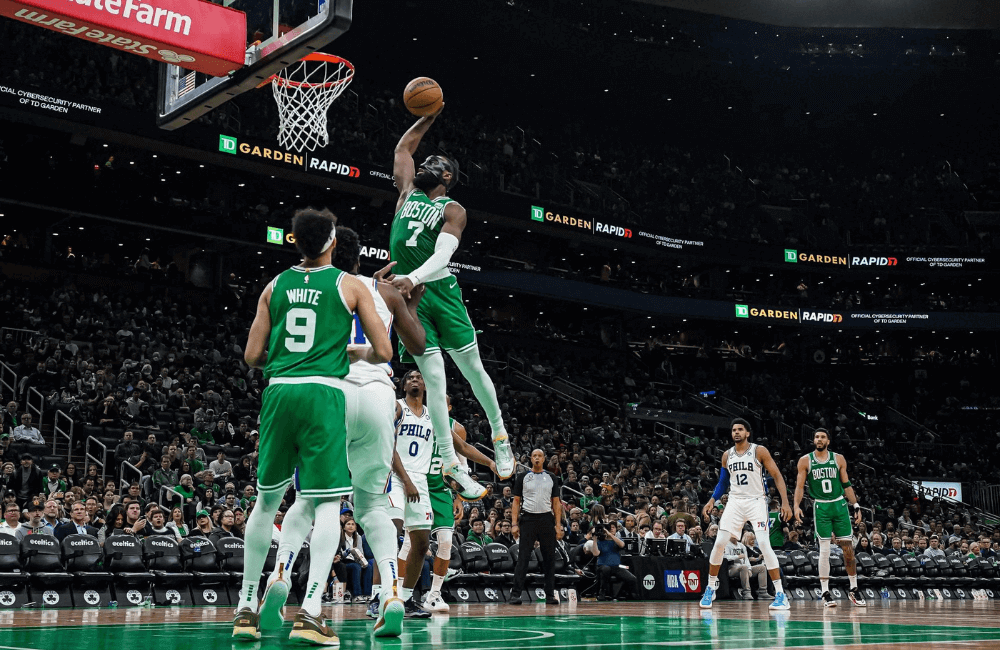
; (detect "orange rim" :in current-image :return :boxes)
[271,53,354,89]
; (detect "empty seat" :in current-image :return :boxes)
[0,536,29,608]
[21,534,73,608]
[143,535,193,606]
[181,537,231,606]
[62,534,113,607]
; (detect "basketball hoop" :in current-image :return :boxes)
[269,53,355,153]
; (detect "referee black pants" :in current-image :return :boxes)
[511,512,556,599]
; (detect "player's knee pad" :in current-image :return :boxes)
[435,530,452,561]
[398,532,412,561]
[818,537,832,577]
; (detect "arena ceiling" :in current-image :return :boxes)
[637,0,1000,30]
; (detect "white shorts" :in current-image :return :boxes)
[718,497,769,539]
[342,380,396,494]
[386,472,431,530]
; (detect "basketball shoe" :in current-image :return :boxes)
[769,591,790,610]
[492,432,515,479]
[373,597,405,638]
[699,585,716,609]
[259,564,290,630]
[289,611,339,646]
[232,608,261,641]
[443,463,487,501]
[848,588,867,607]
[422,590,449,613]
[821,591,837,608]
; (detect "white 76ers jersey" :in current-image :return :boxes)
[345,275,393,387]
[726,443,765,499]
[395,399,433,475]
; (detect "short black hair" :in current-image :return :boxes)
[814,427,830,437]
[332,226,361,273]
[442,155,460,190]
[730,418,752,432]
[291,207,338,260]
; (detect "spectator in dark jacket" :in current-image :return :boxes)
[54,502,99,541]
[113,431,140,468]
[12,455,43,503]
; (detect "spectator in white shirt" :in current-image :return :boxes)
[724,532,768,599]
[12,414,44,445]
[666,519,694,552]
[209,450,233,481]
[0,502,21,536]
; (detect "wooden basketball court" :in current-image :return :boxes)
[2,600,999,649]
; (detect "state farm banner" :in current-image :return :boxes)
[0,0,245,76]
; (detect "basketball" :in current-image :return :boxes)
[403,77,443,116]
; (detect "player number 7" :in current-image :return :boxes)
[405,221,425,247]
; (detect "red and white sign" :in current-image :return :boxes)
[0,0,246,76]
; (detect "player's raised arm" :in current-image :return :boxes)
[757,446,792,521]
[838,455,863,525]
[342,275,392,364]
[244,283,273,368]
[393,107,444,199]
[793,455,809,524]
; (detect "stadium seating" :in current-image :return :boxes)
[180,537,231,606]
[143,535,193,606]
[0,536,30,608]
[103,535,155,606]
[21,534,73,608]
[62,534,114,607]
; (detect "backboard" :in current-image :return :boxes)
[157,0,352,130]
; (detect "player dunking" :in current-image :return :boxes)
[235,209,393,644]
[256,226,429,639]
[386,106,515,499]
[793,428,867,608]
[701,418,793,610]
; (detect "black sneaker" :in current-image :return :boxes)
[508,593,523,605]
[822,590,837,608]
[403,598,432,619]
[848,587,867,607]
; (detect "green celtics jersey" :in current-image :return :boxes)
[389,189,456,275]
[807,451,844,500]
[428,417,458,476]
[264,265,352,380]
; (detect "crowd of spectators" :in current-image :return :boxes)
[1,254,997,601]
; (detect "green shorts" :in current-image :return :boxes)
[814,498,853,540]
[399,276,477,362]
[257,380,351,498]
[426,472,456,533]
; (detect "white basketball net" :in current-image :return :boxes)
[272,55,354,153]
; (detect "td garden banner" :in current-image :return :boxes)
[733,303,1000,330]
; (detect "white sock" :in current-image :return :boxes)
[709,575,719,590]
[300,499,342,618]
[414,352,459,466]
[448,344,505,437]
[431,573,445,593]
[272,497,315,582]
[401,587,413,602]
[820,578,830,593]
[352,489,401,603]
[238,489,283,612]
[773,579,784,594]
[849,574,858,589]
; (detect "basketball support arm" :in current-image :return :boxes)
[711,468,730,501]
[400,232,459,286]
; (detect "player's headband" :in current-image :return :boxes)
[420,155,459,190]
[321,223,337,254]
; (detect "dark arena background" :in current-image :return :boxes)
[2,0,1000,648]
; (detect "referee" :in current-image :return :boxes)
[509,448,563,605]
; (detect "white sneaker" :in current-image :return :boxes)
[443,462,488,501]
[492,432,515,479]
[422,591,449,613]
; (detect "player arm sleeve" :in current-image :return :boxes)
[401,232,459,286]
[512,472,523,498]
[712,468,730,501]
